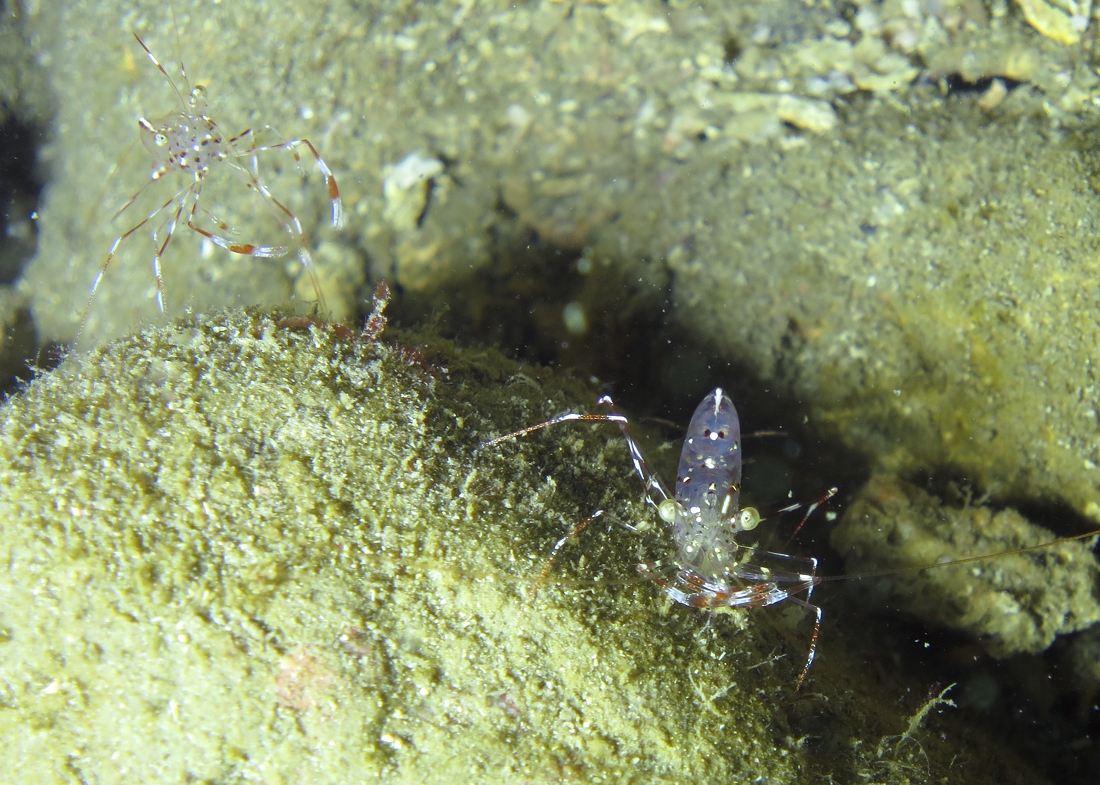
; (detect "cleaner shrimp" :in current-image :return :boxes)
[482,388,836,688]
[77,29,343,340]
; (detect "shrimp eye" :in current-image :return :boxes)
[658,499,679,523]
[154,132,168,146]
[737,507,760,531]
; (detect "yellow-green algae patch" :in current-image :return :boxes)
[0,309,1052,783]
[0,310,797,783]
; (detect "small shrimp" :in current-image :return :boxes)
[77,31,343,341]
[480,388,835,689]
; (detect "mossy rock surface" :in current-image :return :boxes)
[0,309,1057,783]
[0,310,800,783]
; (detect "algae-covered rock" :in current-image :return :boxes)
[0,309,1057,784]
[24,0,1098,347]
[831,474,1100,658]
[649,94,1100,528]
[0,309,808,783]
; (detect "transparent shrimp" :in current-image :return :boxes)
[77,32,343,341]
[480,388,836,689]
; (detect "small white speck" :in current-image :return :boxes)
[562,301,588,335]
